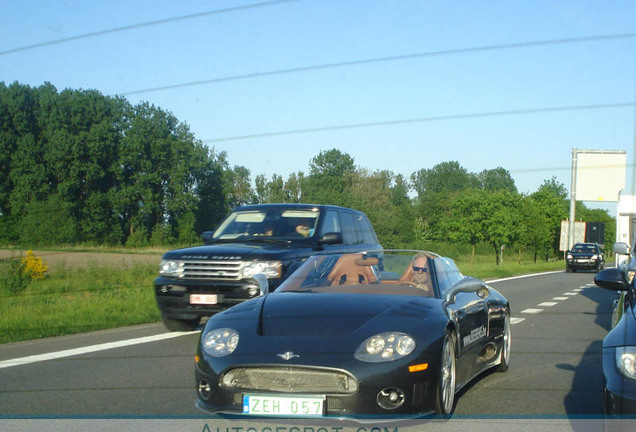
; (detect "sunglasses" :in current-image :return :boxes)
[412,266,427,273]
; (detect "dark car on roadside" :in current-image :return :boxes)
[566,242,605,273]
[595,267,636,414]
[154,203,381,331]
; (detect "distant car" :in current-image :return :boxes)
[566,242,605,273]
[595,268,636,414]
[154,204,381,331]
[195,250,511,419]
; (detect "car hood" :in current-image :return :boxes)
[202,293,450,361]
[162,243,311,260]
[253,292,441,338]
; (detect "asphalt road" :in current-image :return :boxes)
[0,270,618,432]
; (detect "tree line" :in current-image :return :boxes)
[0,82,613,263]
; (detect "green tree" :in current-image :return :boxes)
[411,161,477,198]
[445,189,487,264]
[477,167,517,192]
[304,149,355,206]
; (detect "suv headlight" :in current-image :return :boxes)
[616,347,636,380]
[241,260,282,279]
[159,259,184,277]
[355,332,416,362]
[202,328,239,357]
[566,254,573,260]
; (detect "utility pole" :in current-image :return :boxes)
[568,148,577,251]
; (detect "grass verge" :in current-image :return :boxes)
[0,261,160,344]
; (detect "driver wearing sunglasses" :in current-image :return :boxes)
[411,255,432,295]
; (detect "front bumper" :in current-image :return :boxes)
[154,277,266,320]
[566,258,601,270]
[194,358,440,418]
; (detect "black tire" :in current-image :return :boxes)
[497,312,511,372]
[161,316,200,332]
[434,331,457,417]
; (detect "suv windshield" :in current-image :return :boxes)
[212,208,320,242]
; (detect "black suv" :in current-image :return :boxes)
[154,204,382,331]
[565,242,605,273]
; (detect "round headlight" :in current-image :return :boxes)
[202,328,239,357]
[616,347,636,380]
[355,332,416,363]
[366,335,385,355]
[396,335,416,356]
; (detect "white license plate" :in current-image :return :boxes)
[243,394,325,416]
[189,294,218,305]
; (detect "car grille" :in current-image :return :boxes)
[182,259,242,280]
[220,367,358,394]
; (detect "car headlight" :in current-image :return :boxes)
[616,347,636,380]
[592,254,598,260]
[159,259,184,277]
[566,254,573,260]
[241,260,282,279]
[202,328,239,357]
[355,332,416,362]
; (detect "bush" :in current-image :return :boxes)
[0,256,30,294]
[22,250,48,280]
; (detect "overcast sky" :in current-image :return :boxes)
[2,0,635,213]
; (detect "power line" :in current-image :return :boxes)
[117,32,636,96]
[202,102,636,143]
[0,0,295,56]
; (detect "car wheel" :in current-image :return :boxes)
[435,331,456,417]
[497,312,511,372]
[161,316,200,332]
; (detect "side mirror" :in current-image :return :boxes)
[594,268,629,292]
[614,242,631,255]
[253,273,270,295]
[201,231,214,243]
[317,232,343,245]
[445,277,490,305]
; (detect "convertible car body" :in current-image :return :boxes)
[195,250,511,419]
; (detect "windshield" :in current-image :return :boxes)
[212,208,320,242]
[277,252,437,298]
[571,244,598,253]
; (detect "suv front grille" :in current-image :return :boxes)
[220,367,358,394]
[182,260,242,280]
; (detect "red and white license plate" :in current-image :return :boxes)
[189,294,218,305]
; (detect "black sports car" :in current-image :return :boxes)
[195,250,511,419]
[595,267,636,414]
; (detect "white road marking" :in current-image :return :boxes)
[564,292,578,296]
[538,302,558,307]
[521,308,544,314]
[510,318,526,324]
[553,297,569,301]
[0,331,198,370]
[486,270,563,284]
